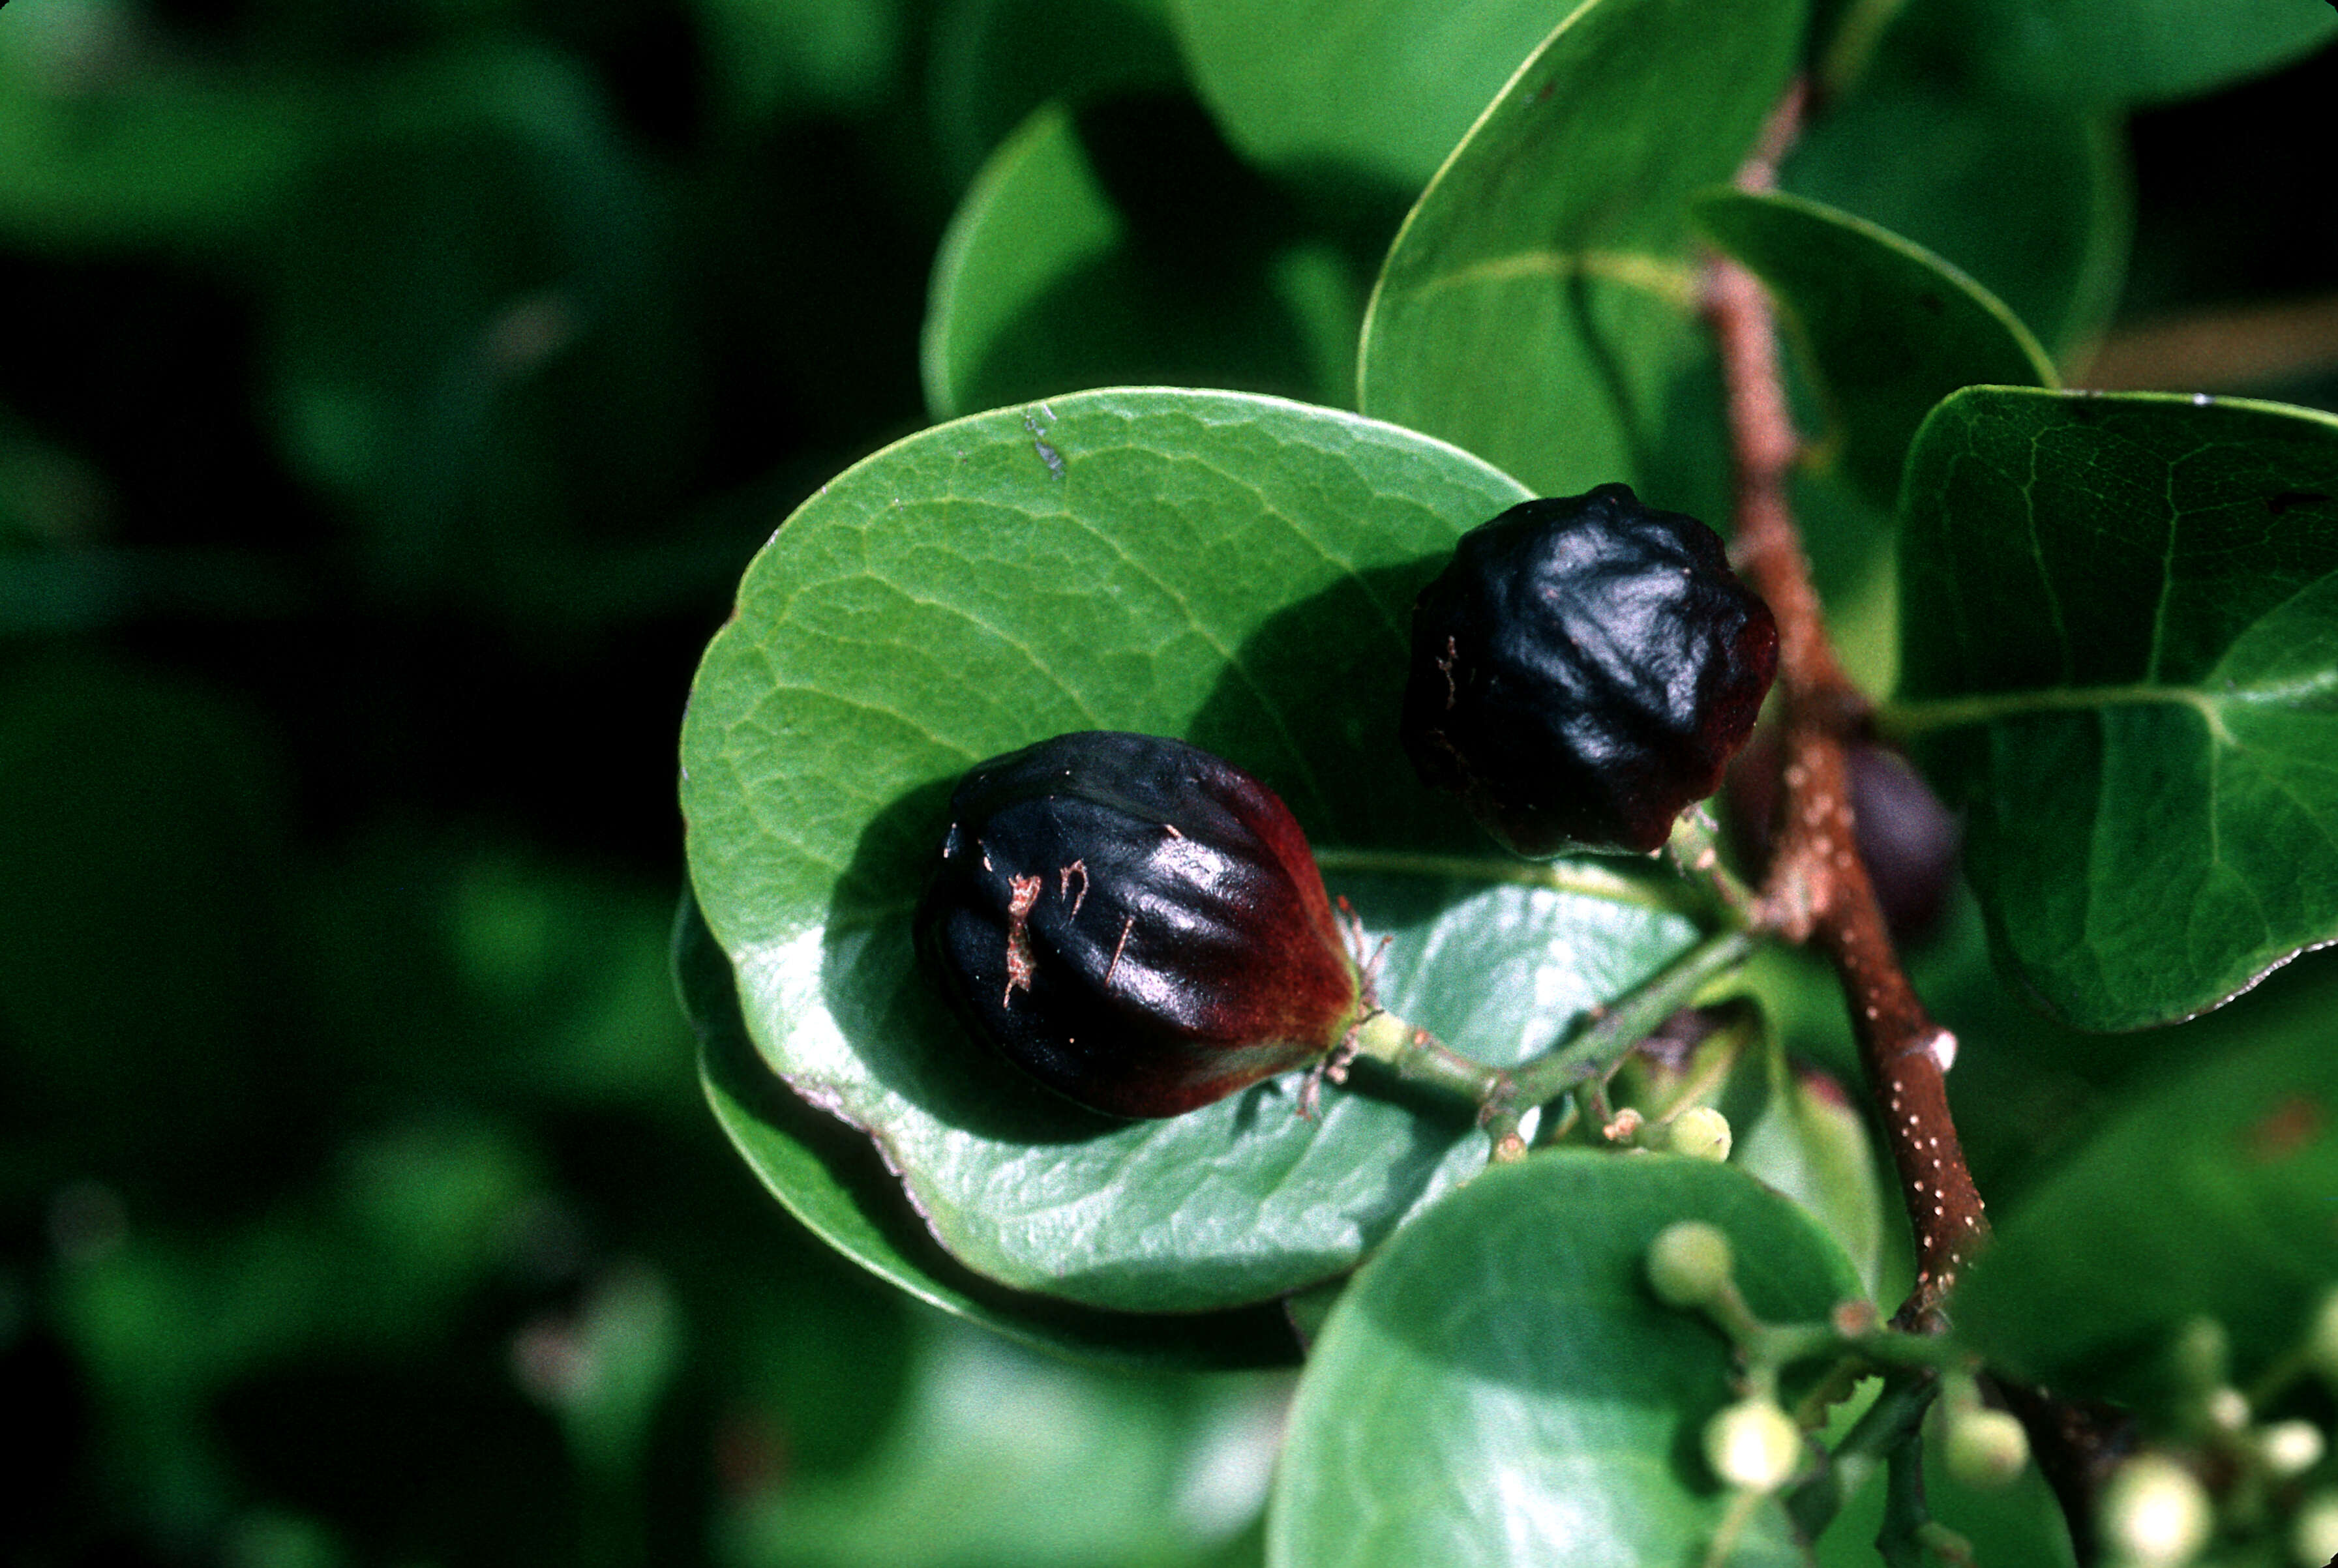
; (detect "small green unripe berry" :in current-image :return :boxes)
[1659,1106,1733,1162]
[2256,1420,2325,1479]
[1646,1220,1733,1309]
[2293,1492,2338,1567]
[2170,1316,2229,1393]
[2100,1455,2213,1568]
[1942,1406,2030,1490]
[2202,1386,2249,1434]
[2309,1289,2338,1383]
[1704,1397,1803,1492]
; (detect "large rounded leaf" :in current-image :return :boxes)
[1955,0,2337,106]
[1694,189,2053,510]
[1780,61,2127,366]
[677,895,1304,1368]
[682,389,1720,1312]
[1269,1151,1866,1568]
[1356,0,1806,510]
[1168,0,1577,188]
[1893,387,2338,1030]
[1951,977,2338,1403]
[922,98,1368,421]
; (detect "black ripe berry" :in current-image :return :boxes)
[1402,484,1778,857]
[916,732,1362,1119]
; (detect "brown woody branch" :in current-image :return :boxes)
[1703,87,1986,1331]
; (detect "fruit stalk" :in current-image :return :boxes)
[1704,84,1986,1331]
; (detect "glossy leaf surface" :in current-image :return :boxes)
[1358,0,1805,510]
[1731,1039,1888,1293]
[1952,981,2338,1402]
[1270,1152,1864,1568]
[682,388,1716,1312]
[1168,0,1574,187]
[1895,387,2338,1030]
[922,98,1366,420]
[1695,189,2053,509]
[1782,55,2127,364]
[679,895,1303,1368]
[1955,0,2338,105]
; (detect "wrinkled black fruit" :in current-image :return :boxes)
[1401,483,1779,857]
[916,732,1361,1119]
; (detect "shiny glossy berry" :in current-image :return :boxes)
[916,732,1362,1119]
[1402,484,1778,857]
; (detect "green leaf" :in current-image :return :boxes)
[1268,1152,1865,1568]
[0,8,327,252]
[682,387,1719,1312]
[1954,0,2338,106]
[1893,387,2338,1031]
[1694,189,2054,510]
[925,0,1183,183]
[689,0,904,123]
[739,1318,1285,1568]
[1951,982,2338,1404]
[260,46,695,596]
[1814,1417,2078,1568]
[678,893,1304,1368]
[922,98,1371,421]
[0,652,290,1205]
[1733,1042,1890,1295]
[1782,59,2128,366]
[1357,0,1806,510]
[1168,0,1578,188]
[1608,1002,1889,1291]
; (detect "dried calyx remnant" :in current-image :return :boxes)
[916,730,1364,1119]
[1401,483,1778,858]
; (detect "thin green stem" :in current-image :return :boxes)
[1351,925,1761,1159]
[1702,1486,1773,1568]
[1748,1320,1846,1370]
[1511,926,1763,1108]
[1878,683,2238,747]
[1350,1009,1512,1104]
[1787,1368,1939,1541]
[1881,1421,1974,1568]
[1666,808,1759,922]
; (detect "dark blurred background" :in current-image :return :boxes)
[0,0,2332,1561]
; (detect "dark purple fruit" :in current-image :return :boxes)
[1728,728,1962,944]
[916,731,1362,1119]
[1401,484,1778,857]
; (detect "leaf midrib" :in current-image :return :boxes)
[1887,666,2338,747]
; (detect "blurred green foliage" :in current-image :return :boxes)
[1,0,2333,1560]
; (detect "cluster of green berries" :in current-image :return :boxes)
[2093,1297,2338,1568]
